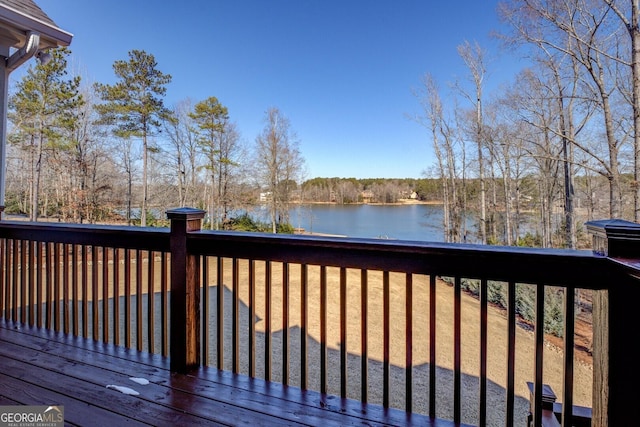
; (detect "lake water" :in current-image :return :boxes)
[287,203,448,242]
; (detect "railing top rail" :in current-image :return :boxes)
[0,220,170,252]
[0,220,625,289]
[188,230,613,289]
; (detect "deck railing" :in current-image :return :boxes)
[0,208,638,426]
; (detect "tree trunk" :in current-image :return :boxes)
[32,133,44,222]
[478,110,487,244]
[558,86,576,248]
[631,0,640,221]
[502,144,512,246]
[141,132,148,227]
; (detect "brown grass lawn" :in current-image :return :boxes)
[205,260,592,426]
[50,253,592,427]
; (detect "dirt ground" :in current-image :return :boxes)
[198,260,593,427]
[44,254,592,427]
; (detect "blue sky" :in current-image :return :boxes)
[29,1,521,179]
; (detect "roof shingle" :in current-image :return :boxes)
[0,0,58,27]
[0,0,71,48]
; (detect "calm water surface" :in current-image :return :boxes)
[288,204,447,242]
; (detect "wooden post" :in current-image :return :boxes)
[586,219,640,427]
[167,207,206,373]
[0,44,10,221]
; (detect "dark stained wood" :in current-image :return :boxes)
[0,221,170,252]
[147,250,155,353]
[185,228,611,289]
[102,246,109,343]
[72,244,78,336]
[0,240,5,318]
[506,281,516,426]
[64,243,70,335]
[0,220,610,291]
[93,245,99,339]
[479,278,488,427]
[299,263,307,389]
[20,240,26,324]
[233,257,240,374]
[11,240,17,321]
[124,248,131,346]
[0,373,149,427]
[136,249,143,351]
[533,284,545,427]
[36,242,41,326]
[12,239,17,323]
[45,242,52,329]
[405,273,413,413]
[54,243,60,332]
[265,260,272,381]
[50,243,56,331]
[217,256,224,370]
[81,244,88,338]
[202,255,210,365]
[454,276,461,424]
[113,247,120,346]
[29,241,36,327]
[429,274,436,418]
[167,208,204,373]
[282,261,290,384]
[360,268,368,404]
[340,266,347,399]
[320,264,327,394]
[0,320,464,427]
[249,259,256,377]
[383,270,390,408]
[161,251,168,357]
[10,217,640,425]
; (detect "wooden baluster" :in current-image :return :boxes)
[340,267,347,398]
[282,262,289,384]
[429,274,436,418]
[405,273,413,413]
[300,263,307,389]
[383,270,390,408]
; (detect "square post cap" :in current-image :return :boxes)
[585,219,640,257]
[166,207,206,221]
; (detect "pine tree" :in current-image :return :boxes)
[9,47,82,220]
[94,50,171,226]
[189,97,229,229]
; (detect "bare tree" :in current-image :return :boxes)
[112,136,138,224]
[600,0,640,220]
[216,122,244,227]
[55,86,113,223]
[500,0,627,218]
[164,99,203,208]
[414,73,465,242]
[457,40,489,243]
[255,107,304,233]
[508,68,564,246]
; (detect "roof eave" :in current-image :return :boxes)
[0,3,72,49]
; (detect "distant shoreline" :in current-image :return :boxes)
[292,199,443,206]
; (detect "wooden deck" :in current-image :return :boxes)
[0,320,466,427]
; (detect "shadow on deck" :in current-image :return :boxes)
[0,319,471,427]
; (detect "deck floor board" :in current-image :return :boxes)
[0,320,464,427]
